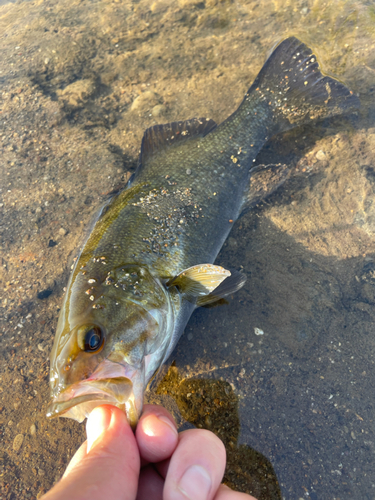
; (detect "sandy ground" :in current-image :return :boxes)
[0,0,375,498]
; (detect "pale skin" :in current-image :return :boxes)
[41,404,258,500]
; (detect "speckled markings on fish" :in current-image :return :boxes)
[47,37,359,427]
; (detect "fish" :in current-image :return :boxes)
[47,37,359,427]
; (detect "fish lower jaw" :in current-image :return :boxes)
[46,376,139,427]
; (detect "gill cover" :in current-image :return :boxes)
[48,265,173,426]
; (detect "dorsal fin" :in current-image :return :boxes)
[140,118,217,166]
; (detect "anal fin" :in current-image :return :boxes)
[242,163,289,215]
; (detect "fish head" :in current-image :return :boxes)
[47,264,173,427]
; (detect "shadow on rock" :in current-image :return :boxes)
[157,365,282,500]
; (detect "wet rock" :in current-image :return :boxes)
[227,237,237,248]
[150,0,170,13]
[178,0,205,6]
[37,289,53,300]
[361,283,375,304]
[13,433,24,452]
[101,72,118,86]
[131,91,159,112]
[152,104,166,117]
[57,79,96,107]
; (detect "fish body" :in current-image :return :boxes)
[48,37,359,425]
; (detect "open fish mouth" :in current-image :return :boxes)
[46,376,138,426]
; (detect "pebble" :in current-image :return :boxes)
[187,332,193,340]
[204,415,212,427]
[30,423,37,436]
[131,91,158,111]
[254,327,264,336]
[37,289,52,300]
[351,431,356,440]
[227,237,237,248]
[151,104,166,117]
[38,344,44,352]
[13,401,20,410]
[13,433,24,452]
[316,150,326,160]
[57,79,96,107]
[58,227,67,236]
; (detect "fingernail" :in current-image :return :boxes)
[142,414,177,438]
[158,415,178,435]
[86,406,112,453]
[177,465,212,500]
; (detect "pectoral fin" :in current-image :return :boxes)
[166,264,246,305]
[196,269,247,306]
[167,263,230,297]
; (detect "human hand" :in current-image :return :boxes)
[41,404,257,500]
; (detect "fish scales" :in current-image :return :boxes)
[48,37,359,426]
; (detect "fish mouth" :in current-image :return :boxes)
[46,376,139,427]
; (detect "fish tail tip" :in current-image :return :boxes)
[247,36,359,132]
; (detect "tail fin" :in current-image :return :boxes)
[245,37,360,136]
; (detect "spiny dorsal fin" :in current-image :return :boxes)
[140,118,217,165]
[166,263,230,302]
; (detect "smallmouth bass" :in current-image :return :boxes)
[47,37,359,426]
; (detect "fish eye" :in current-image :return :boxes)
[77,325,104,352]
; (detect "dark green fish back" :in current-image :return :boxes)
[75,37,360,283]
[129,38,359,272]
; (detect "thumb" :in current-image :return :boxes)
[42,405,140,500]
